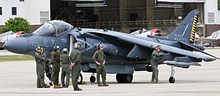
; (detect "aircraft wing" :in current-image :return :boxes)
[86,31,216,62]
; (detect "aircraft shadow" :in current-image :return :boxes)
[82,80,220,85]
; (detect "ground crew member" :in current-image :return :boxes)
[70,42,82,91]
[151,45,164,83]
[92,43,109,87]
[60,48,71,88]
[41,46,53,86]
[51,45,62,88]
[34,45,50,88]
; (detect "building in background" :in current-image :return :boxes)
[204,0,220,37]
[51,0,205,34]
[0,0,50,31]
[1,0,220,37]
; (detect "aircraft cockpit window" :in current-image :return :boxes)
[33,20,73,36]
[51,21,73,36]
[33,23,56,36]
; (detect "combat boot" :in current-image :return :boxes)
[155,80,160,84]
[43,84,50,88]
[37,86,43,88]
[103,83,109,86]
[57,84,61,86]
[74,88,82,91]
[151,80,155,83]
[54,84,62,88]
[98,84,103,87]
[49,82,53,86]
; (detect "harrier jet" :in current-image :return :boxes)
[198,30,220,47]
[4,9,219,83]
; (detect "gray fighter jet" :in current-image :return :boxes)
[4,9,219,83]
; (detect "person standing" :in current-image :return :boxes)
[51,45,62,88]
[70,42,82,91]
[151,45,164,83]
[34,45,50,88]
[92,43,109,87]
[60,48,71,88]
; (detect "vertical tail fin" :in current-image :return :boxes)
[165,9,199,43]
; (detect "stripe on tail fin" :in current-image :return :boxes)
[190,15,198,42]
[165,9,199,43]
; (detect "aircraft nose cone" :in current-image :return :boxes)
[4,38,28,54]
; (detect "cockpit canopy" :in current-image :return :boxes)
[33,20,74,36]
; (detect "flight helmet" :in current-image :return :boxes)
[62,48,68,53]
[36,45,42,51]
[74,42,81,49]
[53,45,60,50]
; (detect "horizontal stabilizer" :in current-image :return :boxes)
[178,41,205,51]
[178,41,220,61]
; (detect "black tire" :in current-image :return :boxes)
[77,73,83,84]
[116,74,123,83]
[146,65,153,72]
[90,76,96,83]
[116,74,133,83]
[169,77,175,83]
[123,74,133,83]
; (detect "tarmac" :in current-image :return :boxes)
[0,49,220,96]
[0,50,22,55]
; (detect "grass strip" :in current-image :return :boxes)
[0,55,34,62]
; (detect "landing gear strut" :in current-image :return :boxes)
[169,66,175,83]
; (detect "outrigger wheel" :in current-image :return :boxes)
[169,77,175,83]
[169,66,175,83]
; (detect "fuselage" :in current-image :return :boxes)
[4,28,186,65]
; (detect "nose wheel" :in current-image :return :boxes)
[169,66,175,83]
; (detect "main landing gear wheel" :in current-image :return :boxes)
[116,74,133,83]
[90,76,96,82]
[169,66,176,83]
[77,73,83,84]
[90,73,96,83]
[146,65,153,72]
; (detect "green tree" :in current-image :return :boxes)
[1,17,32,33]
